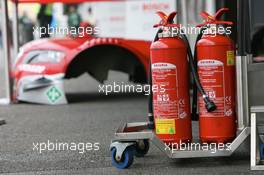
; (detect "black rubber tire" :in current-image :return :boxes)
[135,139,150,157]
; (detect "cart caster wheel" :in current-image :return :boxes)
[135,139,149,157]
[111,146,134,169]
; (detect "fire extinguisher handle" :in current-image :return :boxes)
[197,8,233,27]
[153,11,180,28]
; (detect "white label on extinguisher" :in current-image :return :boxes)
[152,63,176,69]
[198,59,226,117]
[198,59,223,66]
[152,62,182,120]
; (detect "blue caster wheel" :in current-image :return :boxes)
[111,146,134,169]
[135,139,149,157]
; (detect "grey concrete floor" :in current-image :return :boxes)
[0,49,262,174]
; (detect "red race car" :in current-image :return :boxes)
[13,35,151,104]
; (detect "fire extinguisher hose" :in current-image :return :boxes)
[191,28,205,120]
[180,32,217,113]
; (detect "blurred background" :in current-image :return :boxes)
[1,0,219,43]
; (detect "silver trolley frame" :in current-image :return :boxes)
[111,122,250,159]
[110,55,264,170]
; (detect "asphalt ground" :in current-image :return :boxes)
[0,49,263,174]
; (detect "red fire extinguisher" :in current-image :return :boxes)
[150,11,192,145]
[196,8,236,143]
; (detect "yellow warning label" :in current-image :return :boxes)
[155,119,175,134]
[227,51,235,66]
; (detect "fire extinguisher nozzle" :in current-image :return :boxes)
[204,97,217,112]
